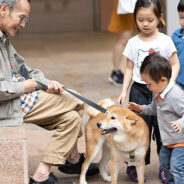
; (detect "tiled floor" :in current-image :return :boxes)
[12,32,161,184]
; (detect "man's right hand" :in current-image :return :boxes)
[23,79,37,93]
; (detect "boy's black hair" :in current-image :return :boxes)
[140,53,171,83]
[178,0,184,12]
[134,0,164,29]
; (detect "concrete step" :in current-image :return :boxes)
[0,125,28,184]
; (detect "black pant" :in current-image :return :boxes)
[129,82,162,165]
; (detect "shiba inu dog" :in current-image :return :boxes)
[79,99,149,184]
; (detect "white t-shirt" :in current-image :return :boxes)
[123,33,177,84]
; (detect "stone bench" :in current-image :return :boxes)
[0,125,28,184]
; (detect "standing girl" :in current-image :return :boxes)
[108,0,136,86]
[118,0,180,183]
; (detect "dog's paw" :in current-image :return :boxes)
[104,176,111,182]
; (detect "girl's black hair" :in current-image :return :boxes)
[178,0,184,12]
[140,53,171,83]
[134,0,164,29]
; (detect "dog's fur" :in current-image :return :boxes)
[79,99,149,184]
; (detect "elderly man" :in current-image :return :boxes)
[0,0,98,184]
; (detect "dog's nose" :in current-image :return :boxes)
[97,122,101,128]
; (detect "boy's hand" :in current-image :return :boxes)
[128,102,142,112]
[170,121,182,133]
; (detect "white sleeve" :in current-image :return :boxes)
[166,37,177,58]
[123,39,135,62]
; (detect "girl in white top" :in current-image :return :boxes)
[118,0,180,183]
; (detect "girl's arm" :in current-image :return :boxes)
[118,58,134,105]
[169,52,180,81]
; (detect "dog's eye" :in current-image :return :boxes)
[110,116,116,120]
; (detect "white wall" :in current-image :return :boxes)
[166,0,180,36]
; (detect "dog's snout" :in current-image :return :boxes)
[97,122,101,128]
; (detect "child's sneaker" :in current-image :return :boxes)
[159,167,167,184]
[126,166,146,183]
[109,70,124,86]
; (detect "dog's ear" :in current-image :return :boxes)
[129,119,136,125]
[87,106,101,117]
[127,113,139,125]
[98,98,115,109]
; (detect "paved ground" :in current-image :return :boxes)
[12,32,161,184]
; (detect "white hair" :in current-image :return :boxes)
[0,0,30,10]
[0,0,17,8]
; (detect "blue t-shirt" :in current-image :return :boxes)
[171,27,184,86]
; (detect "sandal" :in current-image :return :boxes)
[126,166,146,183]
[159,167,167,184]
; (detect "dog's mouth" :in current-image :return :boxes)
[101,127,117,135]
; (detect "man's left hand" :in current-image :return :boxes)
[47,80,64,94]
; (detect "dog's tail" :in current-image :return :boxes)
[87,98,115,117]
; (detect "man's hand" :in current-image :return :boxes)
[47,80,64,94]
[128,102,142,112]
[23,79,37,93]
[170,121,182,133]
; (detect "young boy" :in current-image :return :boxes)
[171,0,184,90]
[128,53,184,184]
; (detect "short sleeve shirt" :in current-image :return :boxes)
[123,33,177,84]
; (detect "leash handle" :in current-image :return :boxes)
[19,65,107,114]
[36,81,48,90]
[19,64,48,90]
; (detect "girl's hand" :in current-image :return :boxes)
[170,121,182,133]
[128,102,142,112]
[47,80,64,94]
[118,92,126,106]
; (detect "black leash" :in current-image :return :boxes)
[63,88,107,113]
[40,83,107,114]
[19,65,107,114]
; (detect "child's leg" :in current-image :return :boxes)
[159,146,174,184]
[129,82,153,165]
[170,146,184,184]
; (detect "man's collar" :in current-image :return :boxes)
[159,80,174,99]
[0,31,4,37]
[0,31,8,43]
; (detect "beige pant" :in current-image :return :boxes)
[24,90,84,165]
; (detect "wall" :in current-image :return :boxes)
[21,0,95,33]
[166,0,180,36]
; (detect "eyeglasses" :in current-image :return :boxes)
[19,15,29,24]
